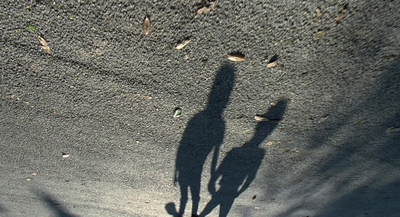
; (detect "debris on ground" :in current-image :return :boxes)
[274,40,283,45]
[336,3,348,24]
[315,31,326,40]
[173,107,182,118]
[197,1,215,14]
[26,25,38,32]
[176,38,191,50]
[38,35,51,54]
[62,153,70,158]
[315,8,323,17]
[386,126,400,134]
[266,54,278,68]
[227,53,245,62]
[312,8,323,21]
[336,13,345,24]
[254,115,269,122]
[266,141,275,146]
[318,115,329,123]
[143,16,151,35]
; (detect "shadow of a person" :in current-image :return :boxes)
[169,64,236,217]
[199,100,287,217]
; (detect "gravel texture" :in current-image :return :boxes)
[1,0,400,216]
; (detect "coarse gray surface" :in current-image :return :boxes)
[1,0,400,216]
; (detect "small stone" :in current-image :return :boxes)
[266,141,274,146]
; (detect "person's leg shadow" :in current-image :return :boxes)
[199,100,287,217]
[166,64,236,217]
[31,189,79,217]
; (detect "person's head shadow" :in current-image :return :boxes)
[200,99,287,217]
[205,64,236,115]
[251,99,287,145]
[168,64,236,217]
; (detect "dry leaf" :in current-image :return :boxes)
[266,54,278,68]
[336,13,345,24]
[315,8,323,17]
[386,126,400,134]
[391,127,400,132]
[176,38,191,49]
[336,3,348,24]
[267,60,278,68]
[227,54,245,62]
[197,1,215,14]
[315,31,326,40]
[208,1,215,9]
[312,8,323,22]
[143,16,151,35]
[38,35,48,47]
[254,115,269,122]
[318,115,329,123]
[38,35,51,54]
[197,7,211,14]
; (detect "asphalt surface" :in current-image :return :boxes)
[1,0,400,217]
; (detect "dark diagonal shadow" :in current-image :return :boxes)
[42,194,78,217]
[166,64,236,217]
[199,100,287,217]
[0,203,7,214]
[33,189,79,217]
